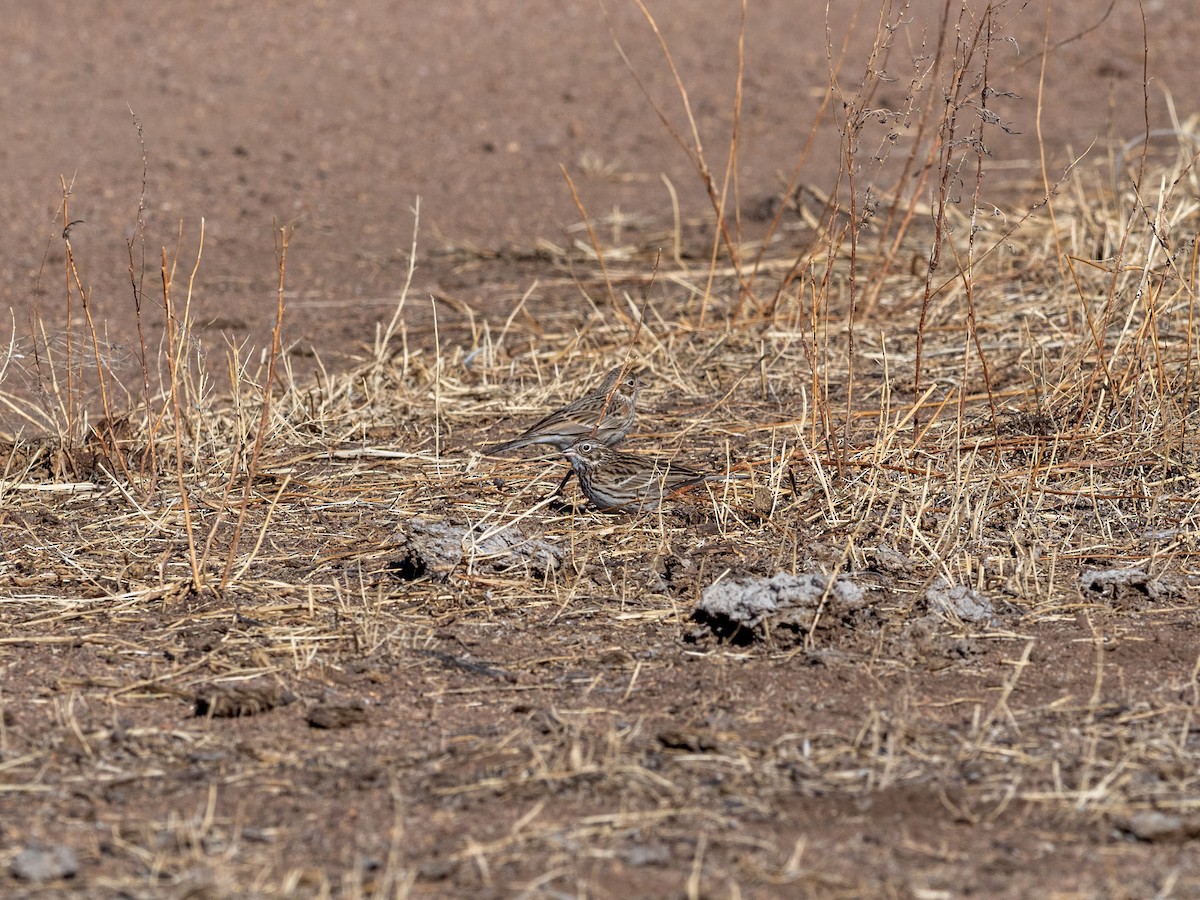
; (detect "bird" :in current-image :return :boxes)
[484,365,641,454]
[562,438,740,512]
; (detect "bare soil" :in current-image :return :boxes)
[3,2,1200,898]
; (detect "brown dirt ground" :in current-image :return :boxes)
[3,0,1197,368]
[3,1,1200,898]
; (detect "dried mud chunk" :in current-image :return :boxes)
[396,516,561,577]
[693,571,866,642]
[1111,810,1200,843]
[194,681,297,718]
[307,701,370,729]
[11,844,79,882]
[924,576,995,625]
[871,543,913,575]
[1081,568,1183,609]
[626,843,672,867]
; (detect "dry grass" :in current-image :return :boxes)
[3,4,1200,897]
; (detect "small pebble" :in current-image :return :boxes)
[11,844,79,882]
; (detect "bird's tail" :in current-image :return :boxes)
[482,438,525,455]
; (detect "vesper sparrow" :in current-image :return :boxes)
[485,366,640,454]
[562,439,738,512]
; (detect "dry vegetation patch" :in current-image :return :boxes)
[3,160,1198,894]
[4,5,1200,897]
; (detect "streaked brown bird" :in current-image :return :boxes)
[562,438,739,512]
[485,366,640,454]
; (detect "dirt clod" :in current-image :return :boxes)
[693,571,867,642]
[925,576,996,625]
[306,702,370,729]
[11,845,79,882]
[193,682,298,718]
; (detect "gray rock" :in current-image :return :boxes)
[872,543,913,574]
[11,844,78,882]
[694,571,866,638]
[398,517,561,577]
[1081,568,1182,603]
[1113,810,1200,842]
[925,576,994,624]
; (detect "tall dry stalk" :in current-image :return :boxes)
[219,226,290,592]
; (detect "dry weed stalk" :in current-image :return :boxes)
[218,226,290,592]
[161,227,206,589]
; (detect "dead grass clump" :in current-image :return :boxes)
[4,5,1200,897]
[3,157,1199,893]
